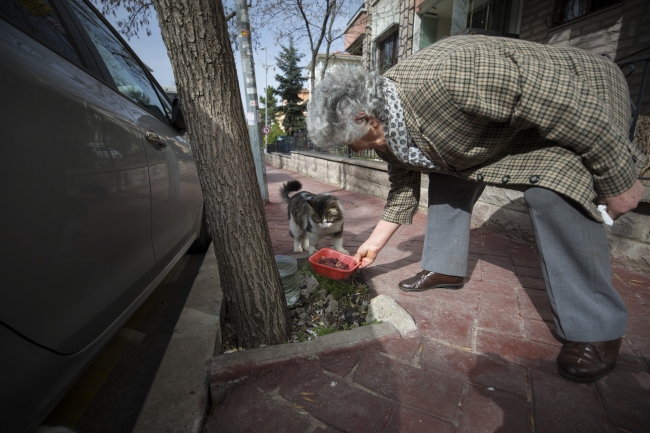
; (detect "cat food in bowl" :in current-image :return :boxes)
[309,248,361,280]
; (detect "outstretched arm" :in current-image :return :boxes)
[354,220,400,268]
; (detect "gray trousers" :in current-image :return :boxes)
[422,173,627,342]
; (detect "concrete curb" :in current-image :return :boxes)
[132,246,224,433]
[210,321,399,391]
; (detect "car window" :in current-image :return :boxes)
[154,84,173,120]
[66,0,169,123]
[0,0,81,66]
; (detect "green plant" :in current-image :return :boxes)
[313,325,338,336]
[295,331,308,342]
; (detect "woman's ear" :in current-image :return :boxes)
[367,116,380,128]
[353,111,368,124]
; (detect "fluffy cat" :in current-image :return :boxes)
[280,180,348,255]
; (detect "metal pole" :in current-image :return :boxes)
[262,47,268,148]
[235,0,269,202]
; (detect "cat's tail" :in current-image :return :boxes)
[279,180,302,202]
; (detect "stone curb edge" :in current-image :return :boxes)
[132,246,223,433]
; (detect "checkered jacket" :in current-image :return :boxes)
[376,35,648,224]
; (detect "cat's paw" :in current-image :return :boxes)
[336,248,350,255]
[294,246,304,253]
[308,248,318,255]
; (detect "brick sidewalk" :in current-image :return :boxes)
[205,165,650,433]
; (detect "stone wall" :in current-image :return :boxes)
[266,151,650,276]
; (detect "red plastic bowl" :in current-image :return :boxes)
[309,248,361,280]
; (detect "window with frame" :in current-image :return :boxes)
[66,0,169,123]
[466,0,523,37]
[0,0,81,66]
[549,0,623,27]
[378,29,398,75]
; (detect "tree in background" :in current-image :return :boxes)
[259,85,278,129]
[275,37,306,136]
[253,0,351,91]
[266,122,284,145]
[146,0,290,348]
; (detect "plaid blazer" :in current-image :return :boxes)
[376,35,648,224]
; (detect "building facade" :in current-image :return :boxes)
[344,0,649,113]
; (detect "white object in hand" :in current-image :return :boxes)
[597,205,614,226]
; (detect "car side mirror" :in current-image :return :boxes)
[171,97,187,134]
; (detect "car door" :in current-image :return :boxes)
[0,0,155,355]
[65,0,203,273]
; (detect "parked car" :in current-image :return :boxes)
[0,1,210,431]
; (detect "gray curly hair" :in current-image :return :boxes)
[307,68,386,149]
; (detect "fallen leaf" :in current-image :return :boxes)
[287,404,305,409]
[300,392,318,396]
[302,397,320,404]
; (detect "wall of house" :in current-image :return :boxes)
[373,0,401,44]
[519,0,650,114]
[266,151,650,276]
[344,11,367,51]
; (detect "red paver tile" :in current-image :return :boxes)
[478,292,523,337]
[468,246,511,257]
[509,251,541,268]
[597,363,650,432]
[523,319,563,346]
[319,352,363,377]
[482,254,515,270]
[205,381,312,433]
[612,268,650,292]
[515,266,544,279]
[457,385,530,433]
[480,259,521,287]
[377,335,425,363]
[384,406,453,433]
[353,351,465,420]
[530,370,608,433]
[420,340,528,397]
[517,276,546,291]
[463,279,519,298]
[519,289,554,322]
[279,370,395,433]
[418,302,477,349]
[625,317,650,343]
[627,338,650,367]
[476,329,558,371]
[313,427,344,433]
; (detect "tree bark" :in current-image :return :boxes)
[152,0,290,348]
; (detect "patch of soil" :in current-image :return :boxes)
[220,267,371,353]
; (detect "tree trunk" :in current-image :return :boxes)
[152,0,290,348]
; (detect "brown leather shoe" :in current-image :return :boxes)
[398,270,464,292]
[557,338,622,383]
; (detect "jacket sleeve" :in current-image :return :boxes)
[376,150,421,224]
[440,47,641,198]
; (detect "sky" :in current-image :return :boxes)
[102,5,345,125]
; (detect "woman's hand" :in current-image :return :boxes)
[599,180,645,220]
[353,220,401,269]
[354,241,381,268]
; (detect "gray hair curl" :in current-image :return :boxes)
[307,68,385,149]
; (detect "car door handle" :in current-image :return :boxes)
[146,131,167,147]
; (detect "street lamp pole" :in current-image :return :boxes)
[261,47,268,147]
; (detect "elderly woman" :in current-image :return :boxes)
[307,35,646,384]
